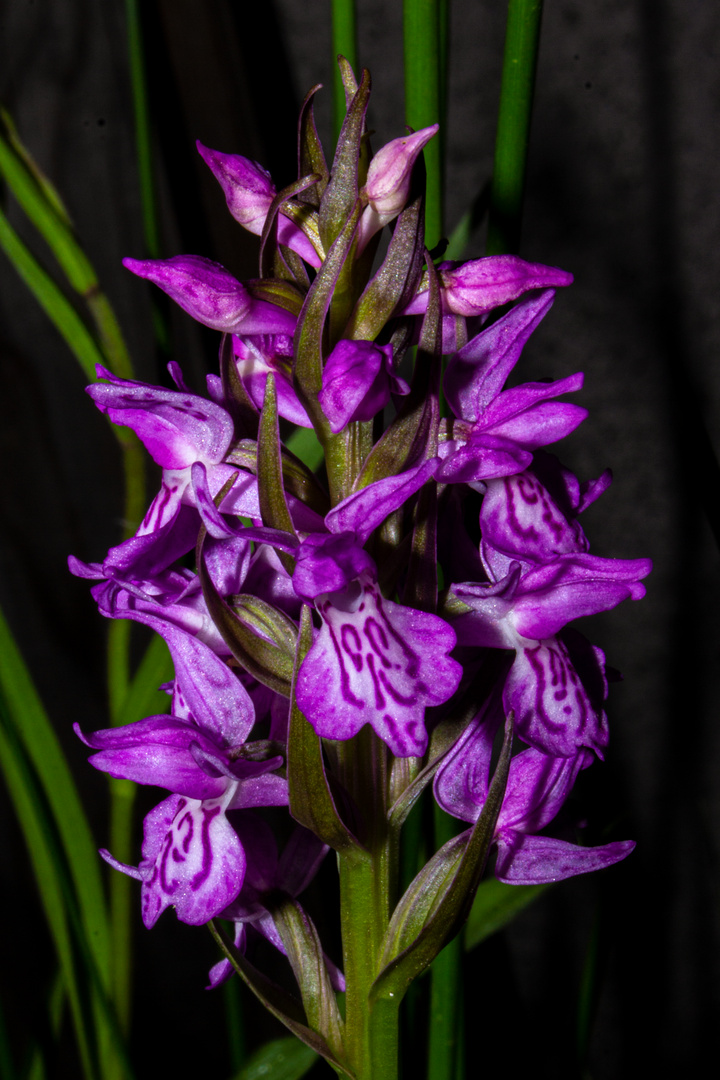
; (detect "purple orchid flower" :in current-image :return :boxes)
[207,816,343,991]
[194,456,462,756]
[76,654,287,927]
[434,695,634,884]
[292,462,462,757]
[438,291,587,483]
[123,254,297,335]
[196,142,322,268]
[451,551,651,757]
[357,125,439,251]
[318,338,410,432]
[75,598,288,928]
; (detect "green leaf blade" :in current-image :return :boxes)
[231,1036,317,1080]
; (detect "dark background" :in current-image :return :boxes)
[1,1,718,1076]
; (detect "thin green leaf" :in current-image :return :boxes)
[403,0,447,248]
[270,897,345,1057]
[293,197,362,435]
[486,0,545,256]
[0,128,96,293]
[231,1037,317,1080]
[353,255,441,492]
[0,207,105,381]
[0,125,133,378]
[331,3,359,139]
[258,374,297,574]
[260,174,323,280]
[297,85,329,207]
[226,438,329,517]
[0,705,96,1080]
[319,69,370,251]
[199,547,294,696]
[0,107,71,225]
[344,196,425,342]
[464,877,549,950]
[0,605,110,984]
[245,279,305,316]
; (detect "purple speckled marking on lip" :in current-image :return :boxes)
[524,640,591,735]
[363,616,392,667]
[326,618,364,709]
[141,479,179,531]
[365,653,387,710]
[155,799,223,897]
[190,805,221,891]
[340,623,364,673]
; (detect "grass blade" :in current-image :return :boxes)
[0,605,111,983]
[231,1037,318,1080]
[486,0,545,255]
[464,876,548,950]
[0,702,97,1080]
[0,206,105,381]
[403,0,448,248]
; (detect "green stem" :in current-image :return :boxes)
[403,0,448,249]
[427,804,463,1080]
[486,0,545,256]
[331,0,359,139]
[125,0,160,259]
[336,731,399,1080]
[108,778,135,1036]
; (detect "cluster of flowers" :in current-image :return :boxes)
[71,69,650,988]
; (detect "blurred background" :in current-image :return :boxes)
[0,1,718,1076]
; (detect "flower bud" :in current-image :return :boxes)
[365,125,439,221]
[197,142,322,267]
[196,142,274,233]
[123,255,295,335]
[358,124,438,250]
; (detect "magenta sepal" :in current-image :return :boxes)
[437,293,587,483]
[123,255,297,334]
[88,365,235,469]
[325,458,440,544]
[443,290,557,420]
[402,257,573,318]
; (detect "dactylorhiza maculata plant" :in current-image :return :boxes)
[70,65,651,1079]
